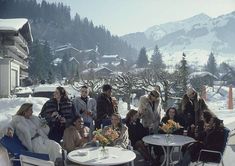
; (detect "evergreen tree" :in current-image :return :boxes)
[61,53,70,78]
[28,40,54,82]
[137,47,149,68]
[151,45,165,69]
[205,52,217,76]
[177,53,189,96]
[0,0,138,70]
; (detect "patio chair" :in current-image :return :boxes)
[0,135,49,166]
[20,155,54,166]
[195,127,230,166]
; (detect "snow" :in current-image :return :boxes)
[14,87,33,94]
[52,58,62,65]
[102,55,119,58]
[188,71,218,80]
[145,13,211,40]
[0,84,234,164]
[32,84,79,98]
[0,18,29,31]
[1,85,233,128]
[158,49,235,69]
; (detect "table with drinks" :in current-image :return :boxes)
[143,134,195,166]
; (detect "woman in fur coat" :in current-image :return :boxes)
[138,90,162,134]
[9,103,62,162]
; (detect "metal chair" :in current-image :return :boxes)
[195,127,230,166]
[20,155,54,166]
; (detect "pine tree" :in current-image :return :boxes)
[28,40,54,82]
[151,45,165,69]
[206,52,217,76]
[177,53,189,96]
[137,47,149,68]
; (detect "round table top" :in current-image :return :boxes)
[143,134,195,147]
[67,146,136,166]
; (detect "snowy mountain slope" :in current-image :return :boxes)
[145,13,211,41]
[121,11,235,60]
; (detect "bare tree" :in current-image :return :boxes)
[140,68,175,109]
[112,72,142,110]
[79,76,109,98]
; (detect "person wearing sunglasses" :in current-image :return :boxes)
[180,87,215,135]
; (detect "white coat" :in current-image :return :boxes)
[138,95,162,134]
[10,115,62,162]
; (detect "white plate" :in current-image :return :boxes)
[152,135,160,139]
[77,150,88,156]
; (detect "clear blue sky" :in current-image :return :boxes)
[38,0,235,36]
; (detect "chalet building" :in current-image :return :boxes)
[84,60,97,69]
[80,67,113,80]
[54,44,99,64]
[100,54,119,63]
[0,18,33,97]
[54,44,80,59]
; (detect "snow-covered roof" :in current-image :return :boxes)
[0,18,33,43]
[84,60,96,65]
[189,71,218,80]
[102,54,119,58]
[112,62,121,66]
[120,58,127,62]
[82,67,113,74]
[55,44,80,52]
[69,57,80,64]
[52,58,62,65]
[0,18,28,31]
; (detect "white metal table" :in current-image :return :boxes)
[143,134,195,166]
[67,146,136,165]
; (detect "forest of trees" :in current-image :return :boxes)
[0,0,137,61]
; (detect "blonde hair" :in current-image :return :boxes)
[16,103,33,116]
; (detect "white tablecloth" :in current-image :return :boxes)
[68,146,136,165]
[143,134,195,166]
[143,134,195,147]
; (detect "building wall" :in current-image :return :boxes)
[0,59,20,97]
[11,61,20,89]
[0,59,10,97]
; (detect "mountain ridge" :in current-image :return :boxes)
[121,11,235,56]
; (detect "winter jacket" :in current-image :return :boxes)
[96,93,115,122]
[62,125,89,152]
[181,93,210,128]
[138,95,162,133]
[40,98,75,142]
[126,119,148,146]
[188,127,225,162]
[10,115,61,161]
[73,96,97,126]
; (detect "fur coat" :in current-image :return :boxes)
[138,95,162,133]
[10,115,61,161]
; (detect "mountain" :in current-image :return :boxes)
[121,12,235,55]
[0,0,137,61]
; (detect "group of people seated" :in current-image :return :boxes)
[3,84,228,166]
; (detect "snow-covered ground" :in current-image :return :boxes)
[0,85,234,130]
[0,85,234,165]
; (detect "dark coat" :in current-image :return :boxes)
[126,119,148,147]
[181,93,209,128]
[96,93,115,122]
[40,98,75,143]
[188,127,225,162]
